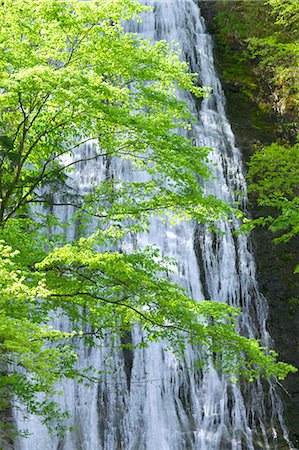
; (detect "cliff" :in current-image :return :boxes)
[200,1,299,446]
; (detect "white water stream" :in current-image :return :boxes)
[15,1,292,449]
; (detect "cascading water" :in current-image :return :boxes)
[15,1,292,449]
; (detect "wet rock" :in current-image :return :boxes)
[200,0,299,445]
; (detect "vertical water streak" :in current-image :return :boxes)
[15,1,292,449]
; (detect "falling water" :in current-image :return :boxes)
[15,1,292,449]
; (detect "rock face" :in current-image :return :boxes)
[200,1,299,447]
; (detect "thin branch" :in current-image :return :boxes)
[23,113,71,160]
[25,93,51,135]
[49,291,190,334]
[55,23,98,71]
[3,149,103,216]
[276,380,293,400]
[18,92,27,119]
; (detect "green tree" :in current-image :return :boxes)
[0,0,296,439]
[247,142,299,271]
[0,0,226,227]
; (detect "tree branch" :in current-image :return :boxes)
[49,291,191,334]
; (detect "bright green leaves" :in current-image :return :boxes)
[247,142,299,280]
[0,241,79,430]
[248,143,299,200]
[247,143,299,244]
[34,235,297,381]
[0,0,230,227]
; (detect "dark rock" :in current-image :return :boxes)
[200,0,299,444]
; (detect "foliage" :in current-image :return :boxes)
[0,0,296,439]
[248,0,299,114]
[3,221,297,434]
[216,0,299,117]
[247,142,299,272]
[216,1,299,270]
[0,240,77,431]
[0,0,219,228]
[37,234,296,380]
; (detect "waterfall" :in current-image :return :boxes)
[15,1,292,449]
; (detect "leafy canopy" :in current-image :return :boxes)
[0,0,227,228]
